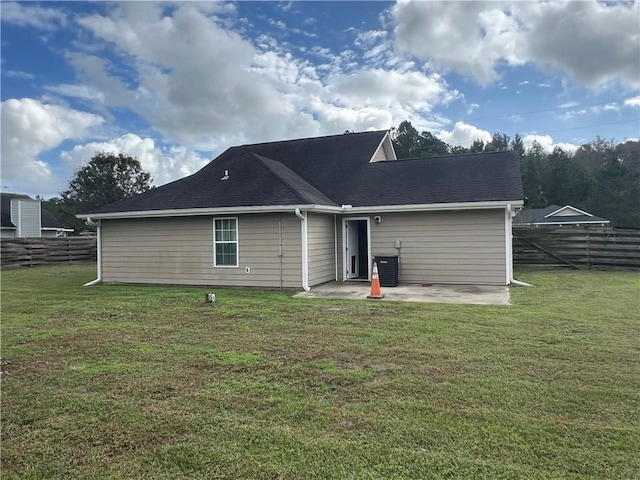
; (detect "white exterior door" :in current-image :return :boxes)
[343,218,371,281]
[346,220,359,279]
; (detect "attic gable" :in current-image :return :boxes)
[370,131,397,162]
[545,205,593,218]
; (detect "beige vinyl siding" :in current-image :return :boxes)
[338,209,507,285]
[371,135,396,162]
[101,214,302,288]
[371,144,390,162]
[307,213,336,286]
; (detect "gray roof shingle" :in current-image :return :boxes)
[89,130,523,215]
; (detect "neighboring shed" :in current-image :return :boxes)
[1,193,73,238]
[79,130,524,288]
[515,204,610,227]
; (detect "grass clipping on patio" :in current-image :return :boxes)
[1,265,639,479]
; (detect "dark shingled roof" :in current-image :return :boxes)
[515,205,609,225]
[1,193,70,229]
[90,130,523,215]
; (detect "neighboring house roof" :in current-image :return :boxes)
[1,193,72,230]
[515,204,610,226]
[40,208,71,230]
[87,130,523,216]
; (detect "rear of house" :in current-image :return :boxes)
[81,130,523,289]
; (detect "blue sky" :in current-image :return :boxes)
[1,1,639,198]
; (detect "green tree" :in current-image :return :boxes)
[41,196,85,233]
[520,141,549,208]
[450,145,469,155]
[587,160,640,227]
[469,139,485,153]
[485,132,510,152]
[391,121,422,158]
[510,133,525,159]
[417,131,450,157]
[573,136,617,172]
[391,121,452,158]
[62,152,153,214]
[614,140,640,177]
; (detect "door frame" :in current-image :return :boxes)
[342,217,371,281]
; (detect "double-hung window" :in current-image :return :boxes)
[214,218,238,267]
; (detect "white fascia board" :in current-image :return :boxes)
[545,205,593,218]
[533,220,609,225]
[347,200,524,214]
[78,199,524,220]
[77,204,343,220]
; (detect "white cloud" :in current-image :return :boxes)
[5,70,35,80]
[68,2,458,150]
[326,69,455,110]
[437,122,492,148]
[44,84,106,104]
[0,98,103,196]
[523,134,578,154]
[60,134,209,187]
[466,103,479,115]
[393,2,524,85]
[74,3,321,148]
[522,1,639,89]
[625,96,640,107]
[392,0,640,89]
[0,2,67,30]
[268,18,287,30]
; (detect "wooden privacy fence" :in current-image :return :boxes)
[1,237,97,268]
[513,227,640,270]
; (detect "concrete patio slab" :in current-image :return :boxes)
[294,282,511,305]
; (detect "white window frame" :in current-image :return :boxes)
[214,217,239,268]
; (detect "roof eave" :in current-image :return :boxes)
[346,200,524,214]
[532,220,609,225]
[78,200,525,220]
[77,204,344,220]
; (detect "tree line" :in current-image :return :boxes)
[391,121,640,228]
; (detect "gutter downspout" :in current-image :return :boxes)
[334,214,338,282]
[278,214,283,290]
[83,217,102,286]
[294,209,310,291]
[505,205,513,285]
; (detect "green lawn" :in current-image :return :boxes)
[1,265,639,479]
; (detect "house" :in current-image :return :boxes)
[1,193,73,238]
[514,204,610,227]
[79,130,523,288]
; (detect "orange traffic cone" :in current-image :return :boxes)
[367,262,385,299]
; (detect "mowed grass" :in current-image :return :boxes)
[1,265,639,479]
